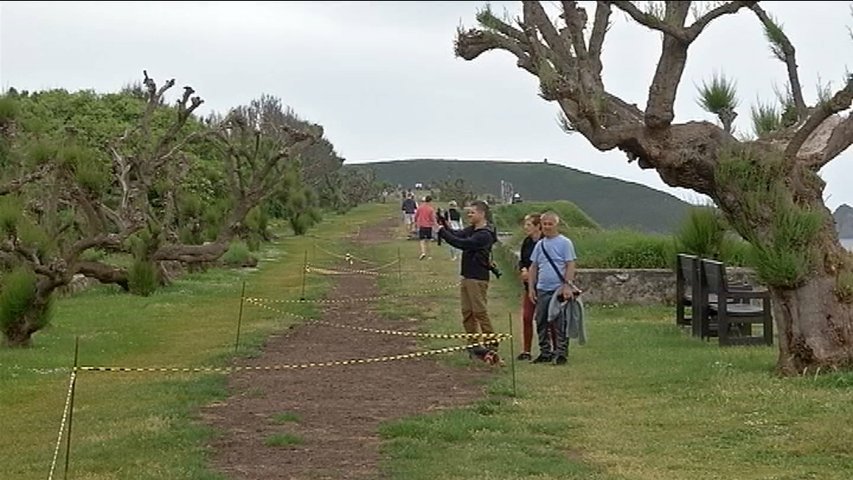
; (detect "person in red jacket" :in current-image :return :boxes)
[413,196,437,260]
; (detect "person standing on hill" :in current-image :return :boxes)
[516,213,555,361]
[414,196,437,260]
[437,200,500,357]
[527,211,577,365]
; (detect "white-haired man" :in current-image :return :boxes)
[527,211,577,365]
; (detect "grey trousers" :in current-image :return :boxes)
[534,290,569,358]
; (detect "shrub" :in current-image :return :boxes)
[222,241,257,267]
[603,236,676,269]
[719,235,753,267]
[128,259,159,297]
[0,267,52,335]
[676,206,727,259]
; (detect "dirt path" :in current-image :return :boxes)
[202,218,490,479]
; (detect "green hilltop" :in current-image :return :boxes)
[359,159,692,233]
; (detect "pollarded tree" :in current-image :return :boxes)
[456,2,853,375]
[0,73,320,347]
[150,93,319,265]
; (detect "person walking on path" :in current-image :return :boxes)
[414,196,437,260]
[401,194,418,237]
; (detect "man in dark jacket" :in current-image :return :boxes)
[436,200,499,353]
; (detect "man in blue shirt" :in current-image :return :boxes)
[527,211,577,365]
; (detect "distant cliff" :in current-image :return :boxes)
[834,204,853,238]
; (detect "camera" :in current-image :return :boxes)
[436,211,450,229]
[489,262,502,279]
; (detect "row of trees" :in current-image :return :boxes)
[0,71,384,347]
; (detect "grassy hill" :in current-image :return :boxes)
[358,159,692,233]
[492,200,600,233]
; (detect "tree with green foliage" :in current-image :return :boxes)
[457,2,853,374]
[319,166,384,214]
[0,73,329,346]
[265,166,323,236]
[434,177,477,204]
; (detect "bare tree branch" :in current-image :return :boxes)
[608,1,689,41]
[524,2,576,74]
[818,113,853,167]
[66,182,106,237]
[141,70,175,141]
[150,86,204,170]
[561,1,589,61]
[786,76,853,160]
[588,2,612,75]
[455,27,537,74]
[75,261,129,290]
[643,2,692,128]
[66,233,124,262]
[0,164,52,196]
[686,1,757,41]
[750,4,807,119]
[476,5,527,43]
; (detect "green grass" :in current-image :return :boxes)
[493,200,600,232]
[369,220,853,480]
[4,202,853,479]
[271,411,300,424]
[502,226,677,269]
[264,433,303,447]
[0,203,391,480]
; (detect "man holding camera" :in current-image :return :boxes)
[436,200,499,356]
[527,211,577,365]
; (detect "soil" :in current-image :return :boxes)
[202,218,491,479]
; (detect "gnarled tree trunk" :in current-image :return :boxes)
[2,279,57,348]
[771,271,853,374]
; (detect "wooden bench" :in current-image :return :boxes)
[675,254,699,329]
[699,259,774,346]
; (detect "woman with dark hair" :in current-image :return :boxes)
[516,213,554,360]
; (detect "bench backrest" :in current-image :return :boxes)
[677,254,699,285]
[701,259,727,295]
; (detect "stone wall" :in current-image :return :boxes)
[501,244,760,305]
[573,267,760,305]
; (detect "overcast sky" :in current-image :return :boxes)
[1,1,851,209]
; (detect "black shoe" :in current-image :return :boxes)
[516,352,531,361]
[532,355,552,364]
[554,356,568,365]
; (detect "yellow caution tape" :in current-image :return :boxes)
[47,370,76,480]
[245,298,510,341]
[313,244,379,266]
[77,341,502,374]
[305,259,399,276]
[245,282,458,304]
[306,265,380,276]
